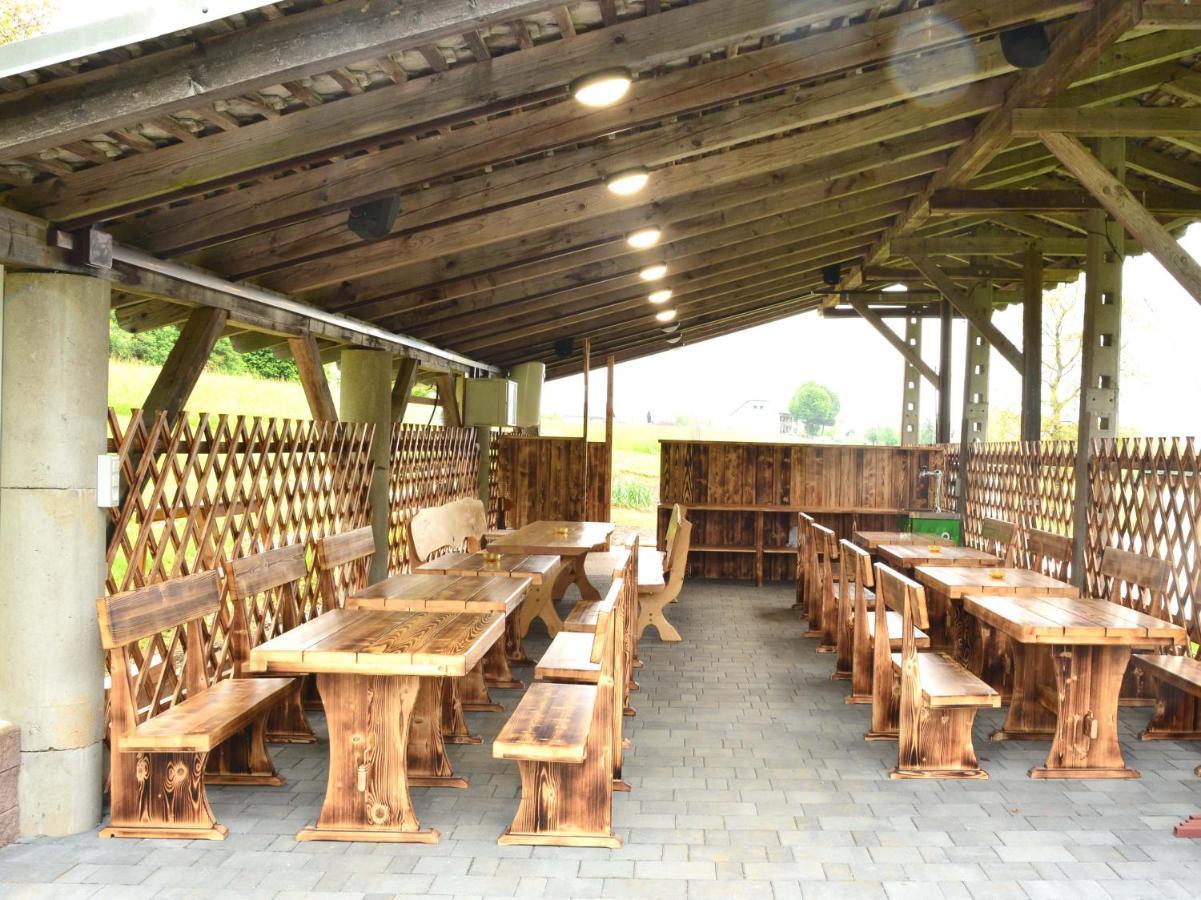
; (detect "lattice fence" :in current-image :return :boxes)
[386,423,480,573]
[106,409,375,693]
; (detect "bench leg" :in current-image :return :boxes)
[865,657,899,742]
[636,597,681,642]
[499,758,620,849]
[441,678,481,745]
[102,751,227,840]
[483,638,524,691]
[206,714,285,786]
[1140,677,1201,741]
[408,676,468,789]
[892,706,988,780]
[461,661,503,713]
[846,631,873,705]
[266,679,317,744]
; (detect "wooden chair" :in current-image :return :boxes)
[976,516,1018,565]
[812,524,838,652]
[1024,527,1073,581]
[97,571,297,839]
[876,563,999,779]
[494,578,623,848]
[635,518,692,642]
[222,543,316,744]
[793,512,814,611]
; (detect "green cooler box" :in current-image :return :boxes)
[906,510,961,545]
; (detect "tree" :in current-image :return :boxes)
[789,382,840,436]
[1041,282,1084,440]
[863,425,899,446]
[1,0,51,46]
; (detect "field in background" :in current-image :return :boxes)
[110,360,313,419]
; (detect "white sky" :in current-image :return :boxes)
[543,225,1201,441]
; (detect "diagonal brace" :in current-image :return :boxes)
[849,298,939,387]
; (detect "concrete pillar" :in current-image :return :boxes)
[957,285,992,506]
[900,315,921,445]
[936,299,953,444]
[0,273,110,836]
[340,349,392,583]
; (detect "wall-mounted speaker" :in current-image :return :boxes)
[553,337,575,358]
[347,195,402,241]
[822,263,841,287]
[1000,24,1050,69]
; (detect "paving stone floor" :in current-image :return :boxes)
[3,575,1201,899]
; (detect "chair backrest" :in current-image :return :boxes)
[875,561,930,632]
[96,571,222,732]
[1098,546,1171,618]
[409,497,488,564]
[664,518,693,591]
[978,516,1017,565]
[223,543,308,675]
[315,525,375,613]
[663,503,685,569]
[1025,528,1073,581]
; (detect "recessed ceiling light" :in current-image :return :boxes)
[626,226,661,249]
[606,168,650,195]
[639,263,667,281]
[570,68,633,107]
[661,322,680,334]
[655,308,677,323]
[648,288,673,304]
[666,334,682,345]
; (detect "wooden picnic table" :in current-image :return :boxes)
[878,543,1000,571]
[853,531,953,552]
[914,566,1079,687]
[963,594,1186,779]
[248,608,503,843]
[489,520,615,613]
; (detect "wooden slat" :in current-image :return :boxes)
[97,571,220,649]
[316,525,376,570]
[535,632,601,683]
[493,681,596,763]
[225,543,307,598]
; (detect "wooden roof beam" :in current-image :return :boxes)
[1013,107,1201,137]
[930,188,1201,214]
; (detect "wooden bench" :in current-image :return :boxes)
[793,511,814,612]
[223,544,316,745]
[977,516,1018,565]
[875,564,999,779]
[494,578,624,848]
[97,571,297,840]
[810,524,839,652]
[1024,527,1072,581]
[636,518,691,642]
[840,540,930,704]
[307,526,375,711]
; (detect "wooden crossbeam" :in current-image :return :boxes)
[909,255,1025,372]
[391,357,420,422]
[1039,131,1201,307]
[891,236,1087,256]
[848,299,940,387]
[1012,107,1201,138]
[142,307,229,423]
[1138,1,1201,28]
[288,334,337,421]
[929,188,1201,215]
[434,373,462,426]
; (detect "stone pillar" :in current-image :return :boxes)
[340,349,392,583]
[0,273,110,836]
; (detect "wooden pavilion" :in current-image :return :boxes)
[1,0,1200,841]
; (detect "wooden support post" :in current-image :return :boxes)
[391,356,419,422]
[604,354,615,522]
[288,334,336,422]
[900,315,922,446]
[937,300,953,445]
[581,337,590,521]
[1071,139,1125,588]
[1020,247,1043,441]
[1040,131,1201,307]
[477,426,493,507]
[142,306,228,424]
[435,372,462,427]
[956,285,992,514]
[849,299,938,386]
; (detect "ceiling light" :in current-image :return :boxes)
[627,226,661,249]
[655,308,677,323]
[661,323,680,334]
[639,263,667,281]
[570,68,633,107]
[606,168,650,195]
[666,334,683,345]
[648,288,673,304]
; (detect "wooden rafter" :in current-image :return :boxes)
[142,307,229,422]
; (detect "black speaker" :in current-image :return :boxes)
[347,195,402,241]
[554,337,575,358]
[1000,24,1050,70]
[822,263,841,287]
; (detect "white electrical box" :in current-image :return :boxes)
[97,453,121,508]
[464,378,518,426]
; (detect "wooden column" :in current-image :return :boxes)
[340,349,392,582]
[288,334,336,422]
[957,285,992,504]
[1020,247,1043,441]
[1071,139,1125,587]
[390,357,419,422]
[580,337,590,520]
[900,315,922,446]
[937,299,953,444]
[142,306,228,423]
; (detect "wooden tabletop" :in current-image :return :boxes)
[415,551,558,584]
[878,543,1000,569]
[962,594,1187,646]
[248,608,504,677]
[914,566,1079,600]
[488,520,614,555]
[349,573,531,615]
[854,531,953,551]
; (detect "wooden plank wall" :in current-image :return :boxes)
[496,435,612,527]
[659,440,944,581]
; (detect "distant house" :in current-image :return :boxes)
[725,400,780,434]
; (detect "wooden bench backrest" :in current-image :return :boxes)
[1025,528,1073,581]
[315,526,375,613]
[663,504,685,569]
[409,497,488,564]
[978,516,1017,565]
[838,539,873,673]
[222,543,308,675]
[874,561,930,632]
[664,518,692,592]
[1098,546,1171,617]
[96,571,221,732]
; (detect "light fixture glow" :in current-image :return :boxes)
[655,308,677,323]
[570,68,633,107]
[648,288,673,304]
[665,335,682,345]
[661,323,680,334]
[639,263,667,281]
[626,226,661,249]
[606,168,650,195]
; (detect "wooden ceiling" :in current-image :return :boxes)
[1,0,1199,378]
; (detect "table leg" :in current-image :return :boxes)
[440,678,480,745]
[298,672,439,843]
[483,636,524,691]
[407,676,469,789]
[1030,645,1138,779]
[992,643,1056,742]
[571,554,602,603]
[521,578,565,642]
[505,606,534,666]
[460,661,503,713]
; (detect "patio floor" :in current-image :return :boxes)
[3,569,1201,899]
